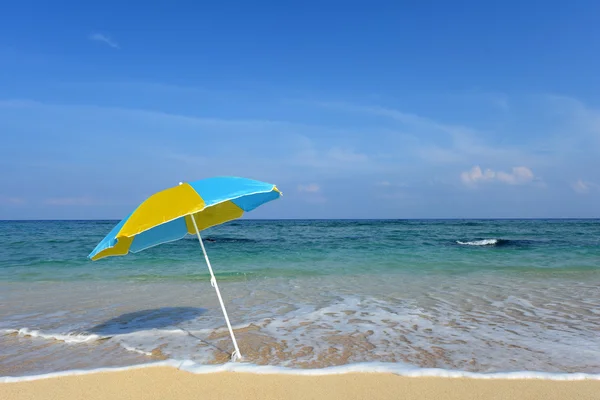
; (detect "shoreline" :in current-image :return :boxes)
[3,360,600,383]
[2,365,600,400]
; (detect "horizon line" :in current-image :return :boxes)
[1,217,599,222]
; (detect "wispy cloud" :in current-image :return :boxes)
[0,99,40,108]
[3,89,600,218]
[373,180,411,201]
[317,101,473,136]
[375,181,392,187]
[297,183,320,193]
[489,93,510,111]
[572,179,598,194]
[327,147,368,163]
[572,179,590,194]
[0,195,25,205]
[0,98,389,185]
[374,180,408,188]
[289,141,382,177]
[89,33,120,49]
[296,183,327,203]
[531,94,600,153]
[377,192,410,200]
[315,100,536,168]
[461,166,535,186]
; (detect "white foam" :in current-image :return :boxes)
[118,343,154,356]
[0,361,180,383]
[456,239,499,246]
[2,360,600,383]
[2,276,600,378]
[2,328,104,344]
[183,361,600,380]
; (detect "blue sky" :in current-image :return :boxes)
[1,1,599,219]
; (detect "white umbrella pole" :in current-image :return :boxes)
[190,216,242,361]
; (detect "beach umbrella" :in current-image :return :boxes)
[88,176,282,361]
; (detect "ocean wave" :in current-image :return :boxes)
[2,328,106,343]
[455,238,540,248]
[456,239,503,246]
[3,290,600,379]
[2,360,600,382]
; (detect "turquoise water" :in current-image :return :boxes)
[1,219,599,376]
[2,219,599,281]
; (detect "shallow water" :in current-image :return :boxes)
[1,219,599,377]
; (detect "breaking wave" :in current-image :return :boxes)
[2,328,106,344]
[456,239,503,246]
[3,360,600,383]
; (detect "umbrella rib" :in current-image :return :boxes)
[190,215,243,362]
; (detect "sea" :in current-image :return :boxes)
[1,219,599,380]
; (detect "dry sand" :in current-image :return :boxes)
[2,366,600,400]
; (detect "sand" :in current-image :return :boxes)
[2,366,600,400]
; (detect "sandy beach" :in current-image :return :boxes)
[2,366,600,400]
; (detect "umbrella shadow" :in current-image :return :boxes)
[88,306,230,355]
[88,307,207,335]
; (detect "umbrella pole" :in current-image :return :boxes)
[190,217,242,362]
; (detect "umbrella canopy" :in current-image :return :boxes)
[88,176,282,361]
[89,176,281,260]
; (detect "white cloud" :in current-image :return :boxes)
[572,179,590,194]
[460,166,496,184]
[297,183,320,193]
[572,179,598,194]
[89,33,120,49]
[461,166,535,186]
[4,93,598,219]
[296,183,326,203]
[496,166,535,185]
